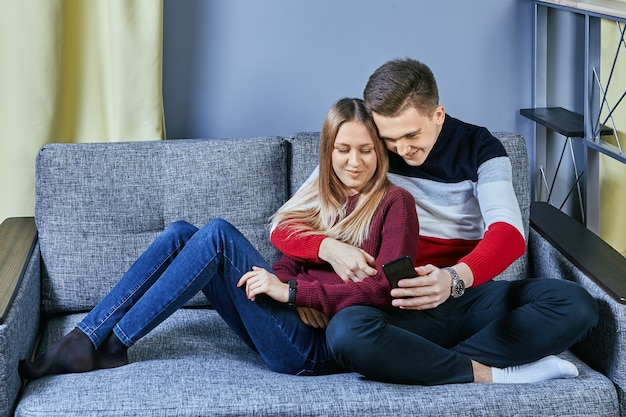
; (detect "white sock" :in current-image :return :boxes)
[491,355,579,384]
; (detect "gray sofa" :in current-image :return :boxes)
[1,132,625,416]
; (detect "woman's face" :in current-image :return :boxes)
[331,121,378,195]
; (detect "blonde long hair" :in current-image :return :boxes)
[272,98,390,247]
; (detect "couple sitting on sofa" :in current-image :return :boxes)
[19,58,597,387]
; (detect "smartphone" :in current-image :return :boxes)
[382,256,417,289]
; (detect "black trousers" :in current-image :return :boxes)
[325,278,598,385]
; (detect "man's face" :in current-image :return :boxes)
[372,106,445,166]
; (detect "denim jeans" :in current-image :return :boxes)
[326,278,598,385]
[76,218,338,375]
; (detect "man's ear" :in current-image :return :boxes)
[434,105,445,124]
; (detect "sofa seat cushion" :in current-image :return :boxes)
[17,309,617,417]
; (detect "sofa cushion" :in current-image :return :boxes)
[530,227,626,413]
[491,131,530,281]
[287,132,321,196]
[35,138,289,314]
[15,309,618,417]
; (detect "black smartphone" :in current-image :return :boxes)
[382,256,417,289]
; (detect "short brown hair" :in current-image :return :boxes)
[364,58,439,117]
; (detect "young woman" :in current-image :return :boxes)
[19,98,419,380]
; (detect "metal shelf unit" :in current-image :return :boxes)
[525,0,626,233]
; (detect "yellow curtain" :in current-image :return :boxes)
[600,18,626,256]
[0,0,165,223]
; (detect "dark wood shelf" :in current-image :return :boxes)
[520,107,613,138]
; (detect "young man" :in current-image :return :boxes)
[270,58,598,385]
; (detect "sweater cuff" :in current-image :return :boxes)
[298,234,327,263]
[270,225,328,263]
[459,222,526,286]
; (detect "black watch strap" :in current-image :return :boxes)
[288,280,298,306]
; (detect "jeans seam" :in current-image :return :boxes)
[82,237,188,347]
[117,252,220,347]
[220,250,327,373]
[253,291,334,374]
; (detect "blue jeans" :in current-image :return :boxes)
[76,219,338,375]
[326,278,598,385]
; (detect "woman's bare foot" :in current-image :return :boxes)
[18,328,96,380]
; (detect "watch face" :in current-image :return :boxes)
[452,279,465,298]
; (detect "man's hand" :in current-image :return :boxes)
[318,238,377,282]
[297,307,329,329]
[390,264,451,310]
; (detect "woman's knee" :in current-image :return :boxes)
[199,218,239,238]
[166,220,198,241]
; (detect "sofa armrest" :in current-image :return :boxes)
[0,217,40,416]
[529,202,626,414]
[530,202,626,304]
[0,217,38,324]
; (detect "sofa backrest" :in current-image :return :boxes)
[491,132,530,281]
[36,137,289,314]
[35,132,529,315]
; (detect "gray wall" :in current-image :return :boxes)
[162,0,535,141]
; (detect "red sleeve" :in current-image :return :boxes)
[270,224,327,264]
[459,221,526,286]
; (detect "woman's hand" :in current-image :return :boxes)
[296,307,329,329]
[238,266,289,303]
[318,238,377,282]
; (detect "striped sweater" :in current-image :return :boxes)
[385,115,525,286]
[272,115,525,288]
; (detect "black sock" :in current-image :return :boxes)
[18,328,96,380]
[94,332,129,370]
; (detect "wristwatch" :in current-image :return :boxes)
[444,267,465,299]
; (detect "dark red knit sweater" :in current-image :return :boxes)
[270,185,418,317]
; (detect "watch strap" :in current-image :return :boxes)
[288,280,298,306]
[444,267,464,298]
